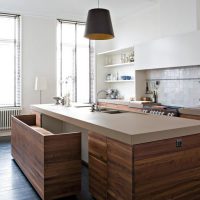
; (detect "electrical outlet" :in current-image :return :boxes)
[176,139,182,148]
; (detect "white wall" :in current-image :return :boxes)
[159,0,197,37]
[22,16,57,113]
[110,4,160,50]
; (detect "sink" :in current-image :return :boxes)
[98,108,127,114]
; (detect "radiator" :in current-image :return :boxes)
[0,107,22,130]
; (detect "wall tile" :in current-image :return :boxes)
[146,66,200,107]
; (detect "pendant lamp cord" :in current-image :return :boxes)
[98,0,99,8]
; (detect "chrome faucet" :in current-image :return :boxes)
[91,89,108,111]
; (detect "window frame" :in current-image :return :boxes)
[57,19,95,103]
[0,13,21,107]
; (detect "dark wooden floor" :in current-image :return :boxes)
[0,137,93,200]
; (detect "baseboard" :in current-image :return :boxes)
[0,135,11,142]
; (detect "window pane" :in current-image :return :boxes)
[0,42,15,106]
[57,21,92,104]
[0,17,15,40]
[60,23,75,100]
[62,23,75,45]
[76,24,90,103]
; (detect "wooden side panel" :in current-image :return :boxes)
[134,134,200,200]
[44,133,81,199]
[89,155,107,200]
[11,116,45,199]
[12,116,82,200]
[180,113,200,120]
[107,138,133,200]
[15,114,36,126]
[88,132,107,162]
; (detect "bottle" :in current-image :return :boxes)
[146,82,149,94]
[152,91,157,103]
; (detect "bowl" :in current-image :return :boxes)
[126,76,132,80]
[121,76,127,80]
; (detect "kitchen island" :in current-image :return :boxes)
[31,104,200,200]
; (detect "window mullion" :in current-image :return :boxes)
[14,16,17,106]
[74,23,77,102]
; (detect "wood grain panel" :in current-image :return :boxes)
[89,155,107,200]
[44,133,81,199]
[134,133,200,161]
[180,113,200,120]
[134,133,200,200]
[31,111,42,126]
[88,132,107,162]
[107,138,133,200]
[11,115,81,200]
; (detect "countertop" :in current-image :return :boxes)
[31,104,200,145]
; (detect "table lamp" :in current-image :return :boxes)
[34,76,47,104]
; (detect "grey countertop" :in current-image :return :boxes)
[31,104,200,145]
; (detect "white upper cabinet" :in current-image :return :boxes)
[134,31,200,69]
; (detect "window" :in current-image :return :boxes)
[0,14,21,107]
[57,20,95,103]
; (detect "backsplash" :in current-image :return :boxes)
[145,66,200,107]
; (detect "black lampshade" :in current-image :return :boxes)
[84,8,114,40]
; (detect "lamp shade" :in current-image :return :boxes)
[34,76,47,91]
[84,8,114,40]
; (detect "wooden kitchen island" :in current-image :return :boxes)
[31,104,200,200]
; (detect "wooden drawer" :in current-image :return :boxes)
[89,155,107,200]
[107,138,133,200]
[88,132,107,162]
[134,133,200,200]
[134,133,200,160]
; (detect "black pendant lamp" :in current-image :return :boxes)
[85,0,114,40]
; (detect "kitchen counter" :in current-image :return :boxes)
[31,104,200,145]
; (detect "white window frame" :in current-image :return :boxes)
[57,19,95,103]
[0,13,21,107]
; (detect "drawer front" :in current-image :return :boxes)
[88,132,107,162]
[89,155,107,200]
[134,133,200,161]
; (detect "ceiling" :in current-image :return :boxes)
[0,0,158,21]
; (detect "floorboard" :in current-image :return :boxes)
[0,139,93,200]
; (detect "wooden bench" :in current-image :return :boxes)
[11,114,81,200]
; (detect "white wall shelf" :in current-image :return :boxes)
[96,46,135,100]
[98,46,134,56]
[104,80,134,83]
[104,62,134,68]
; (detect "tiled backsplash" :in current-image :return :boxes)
[146,66,200,107]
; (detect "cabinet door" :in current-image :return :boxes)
[134,134,200,200]
[88,132,107,162]
[107,138,133,200]
[89,155,107,200]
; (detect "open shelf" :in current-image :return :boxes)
[104,80,134,83]
[104,62,134,68]
[97,46,134,56]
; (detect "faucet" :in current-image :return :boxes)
[91,89,108,111]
